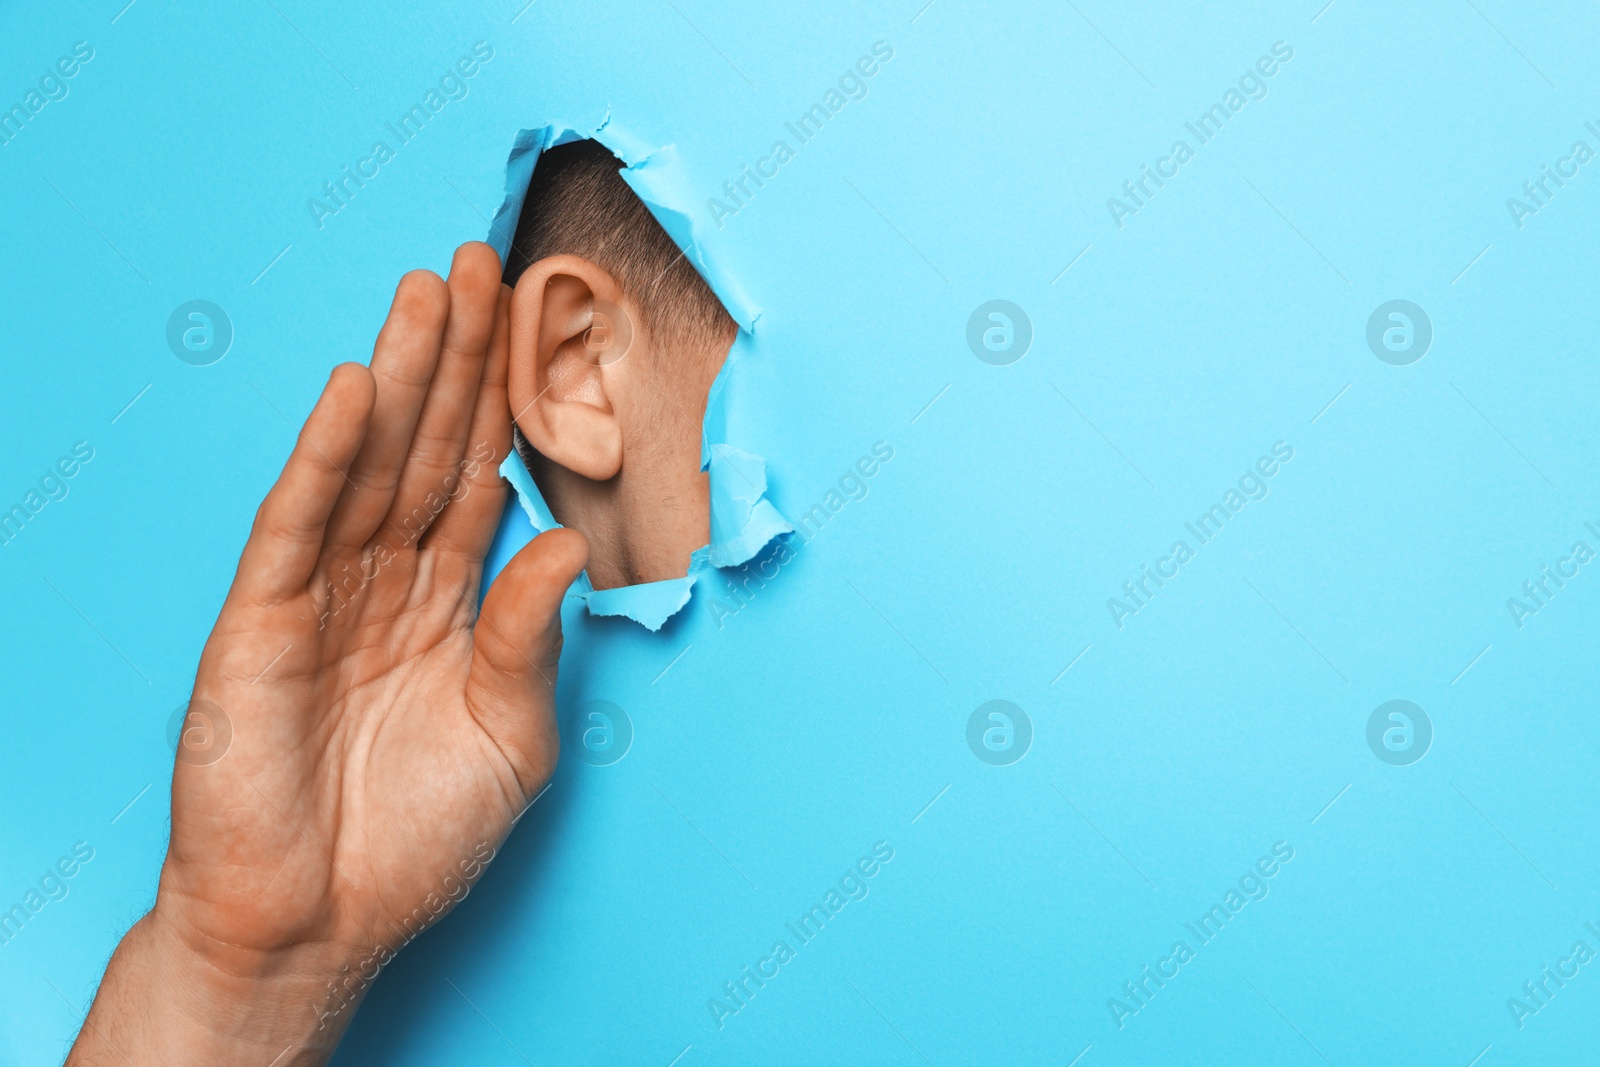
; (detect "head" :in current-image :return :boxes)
[504,140,736,589]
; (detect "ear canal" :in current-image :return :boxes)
[580,298,633,368]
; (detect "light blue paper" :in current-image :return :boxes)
[4,3,1600,1066]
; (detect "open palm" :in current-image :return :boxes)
[156,243,587,994]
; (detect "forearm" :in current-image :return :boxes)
[69,905,360,1067]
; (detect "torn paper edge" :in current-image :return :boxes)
[486,117,791,631]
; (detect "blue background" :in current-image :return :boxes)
[3,0,1599,1063]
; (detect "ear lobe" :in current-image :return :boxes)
[507,256,629,482]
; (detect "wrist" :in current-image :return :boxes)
[70,903,363,1067]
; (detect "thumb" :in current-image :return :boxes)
[467,527,589,793]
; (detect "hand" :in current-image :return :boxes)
[69,243,587,1066]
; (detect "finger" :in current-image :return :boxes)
[322,269,449,550]
[383,243,503,545]
[466,527,589,795]
[233,363,376,603]
[422,282,512,563]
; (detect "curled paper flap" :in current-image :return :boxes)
[708,445,792,568]
[488,118,757,330]
[701,331,792,568]
[617,142,759,332]
[585,547,711,631]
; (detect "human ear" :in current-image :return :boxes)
[507,254,634,482]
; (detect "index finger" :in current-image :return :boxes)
[233,363,376,604]
[321,269,451,551]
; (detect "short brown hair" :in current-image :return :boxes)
[504,139,733,350]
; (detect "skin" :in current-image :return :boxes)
[67,243,589,1066]
[507,253,732,590]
